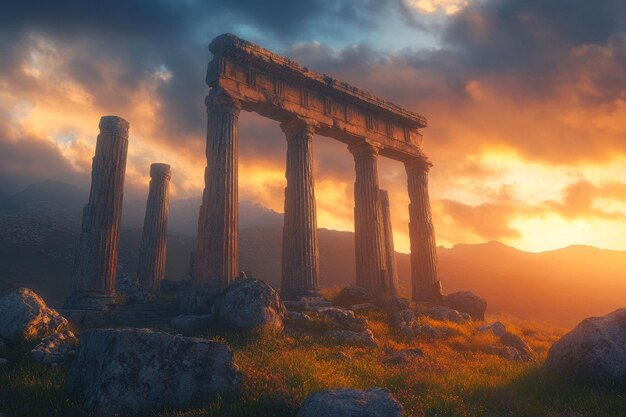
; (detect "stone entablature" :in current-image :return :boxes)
[207,33,426,162]
[197,33,442,303]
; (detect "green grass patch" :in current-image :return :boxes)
[1,312,624,416]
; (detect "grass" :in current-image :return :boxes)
[1,312,625,417]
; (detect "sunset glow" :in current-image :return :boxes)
[1,1,624,255]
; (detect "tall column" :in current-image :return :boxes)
[137,163,171,293]
[349,140,390,302]
[195,89,241,291]
[280,118,320,300]
[379,189,399,298]
[405,157,442,302]
[65,115,129,310]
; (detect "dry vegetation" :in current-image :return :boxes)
[1,310,625,417]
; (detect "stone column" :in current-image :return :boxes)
[405,157,442,302]
[349,140,390,302]
[137,163,171,293]
[195,89,241,291]
[65,115,129,309]
[379,189,399,298]
[280,118,320,300]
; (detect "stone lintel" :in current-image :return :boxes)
[206,34,428,163]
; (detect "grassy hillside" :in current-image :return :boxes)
[1,310,624,417]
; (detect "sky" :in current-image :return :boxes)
[0,0,625,253]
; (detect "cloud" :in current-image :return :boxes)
[0,0,625,252]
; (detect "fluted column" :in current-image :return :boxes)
[405,157,442,302]
[65,115,129,309]
[349,140,390,302]
[137,163,171,293]
[195,89,241,291]
[280,118,320,300]
[380,189,399,298]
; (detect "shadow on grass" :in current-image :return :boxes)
[464,365,626,417]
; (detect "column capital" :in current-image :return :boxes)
[348,139,382,159]
[404,156,433,174]
[150,163,172,181]
[99,115,129,138]
[205,88,242,114]
[280,117,317,139]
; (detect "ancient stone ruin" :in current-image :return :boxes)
[137,163,171,293]
[195,33,442,304]
[60,33,443,321]
[64,116,130,310]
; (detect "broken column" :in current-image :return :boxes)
[280,118,320,300]
[137,163,171,293]
[65,116,129,310]
[349,140,390,302]
[195,89,241,291]
[379,189,399,298]
[405,157,442,302]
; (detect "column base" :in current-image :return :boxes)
[63,290,115,311]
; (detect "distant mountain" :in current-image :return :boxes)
[0,181,624,326]
[0,180,87,214]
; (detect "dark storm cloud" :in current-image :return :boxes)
[444,0,626,79]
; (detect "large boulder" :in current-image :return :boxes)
[332,286,372,307]
[212,278,285,330]
[297,388,403,417]
[67,328,241,415]
[445,291,487,320]
[30,329,79,367]
[545,308,626,383]
[0,288,67,342]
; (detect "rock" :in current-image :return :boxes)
[318,307,369,332]
[445,291,487,320]
[177,288,218,315]
[384,348,424,364]
[0,338,5,349]
[545,308,626,383]
[422,306,471,323]
[212,278,285,330]
[477,321,507,337]
[0,288,67,342]
[30,329,78,367]
[487,346,526,361]
[115,265,151,303]
[389,297,410,312]
[500,331,534,361]
[332,286,372,307]
[392,309,417,328]
[297,388,403,417]
[392,309,450,339]
[170,314,214,332]
[351,302,375,311]
[284,311,313,328]
[324,329,377,347]
[67,328,241,415]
